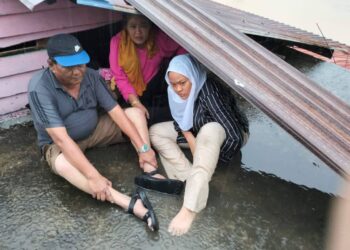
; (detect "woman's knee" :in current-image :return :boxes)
[198,122,226,142]
[149,122,173,141]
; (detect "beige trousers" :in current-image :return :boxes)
[150,121,226,213]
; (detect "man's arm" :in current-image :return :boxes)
[46,127,112,201]
[108,105,157,168]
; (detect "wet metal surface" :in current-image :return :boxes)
[94,0,350,51]
[199,0,350,52]
[129,0,350,175]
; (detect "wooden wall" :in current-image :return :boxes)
[0,0,122,116]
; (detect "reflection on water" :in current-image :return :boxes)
[241,47,349,195]
[0,124,330,249]
[0,48,347,249]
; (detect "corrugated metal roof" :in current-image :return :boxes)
[128,0,350,175]
[198,0,350,53]
[20,0,350,53]
[214,0,350,47]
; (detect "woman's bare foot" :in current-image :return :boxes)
[168,206,196,236]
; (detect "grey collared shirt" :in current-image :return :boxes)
[28,68,118,149]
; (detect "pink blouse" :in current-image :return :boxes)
[109,29,187,101]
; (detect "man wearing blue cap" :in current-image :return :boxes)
[27,34,159,231]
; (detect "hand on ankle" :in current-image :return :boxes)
[143,164,157,173]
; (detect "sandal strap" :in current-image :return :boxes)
[142,210,151,222]
[127,193,139,214]
[145,169,158,176]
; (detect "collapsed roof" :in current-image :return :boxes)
[17,0,350,175]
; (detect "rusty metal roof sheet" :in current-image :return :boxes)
[128,0,350,175]
[198,0,350,52]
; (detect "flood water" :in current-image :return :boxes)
[0,48,349,249]
[242,47,349,195]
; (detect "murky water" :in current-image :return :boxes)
[0,124,331,249]
[0,48,348,249]
[241,47,349,196]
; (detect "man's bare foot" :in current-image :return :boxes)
[168,206,196,236]
[108,190,157,231]
[133,200,155,230]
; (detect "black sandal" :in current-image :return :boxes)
[134,169,184,195]
[127,189,159,231]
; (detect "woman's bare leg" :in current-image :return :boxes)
[168,122,226,236]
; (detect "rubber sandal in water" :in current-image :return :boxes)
[134,169,184,195]
[127,189,159,231]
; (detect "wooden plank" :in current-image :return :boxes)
[0,50,47,77]
[0,7,120,38]
[0,21,117,48]
[0,93,28,115]
[0,71,37,98]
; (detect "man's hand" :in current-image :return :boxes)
[139,148,157,169]
[87,174,112,202]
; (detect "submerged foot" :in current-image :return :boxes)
[168,206,196,236]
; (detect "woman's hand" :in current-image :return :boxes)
[133,101,150,119]
[129,94,150,119]
[182,131,196,156]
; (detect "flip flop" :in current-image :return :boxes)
[127,189,159,231]
[134,169,184,195]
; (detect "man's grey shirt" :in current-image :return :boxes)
[28,68,118,149]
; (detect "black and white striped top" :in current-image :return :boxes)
[174,78,249,162]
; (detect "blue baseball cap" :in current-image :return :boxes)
[47,34,90,67]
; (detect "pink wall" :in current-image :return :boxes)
[0,0,122,116]
[0,50,47,114]
[0,0,122,48]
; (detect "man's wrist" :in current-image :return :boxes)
[137,143,150,153]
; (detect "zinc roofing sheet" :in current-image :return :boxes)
[202,0,350,52]
[128,0,350,175]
